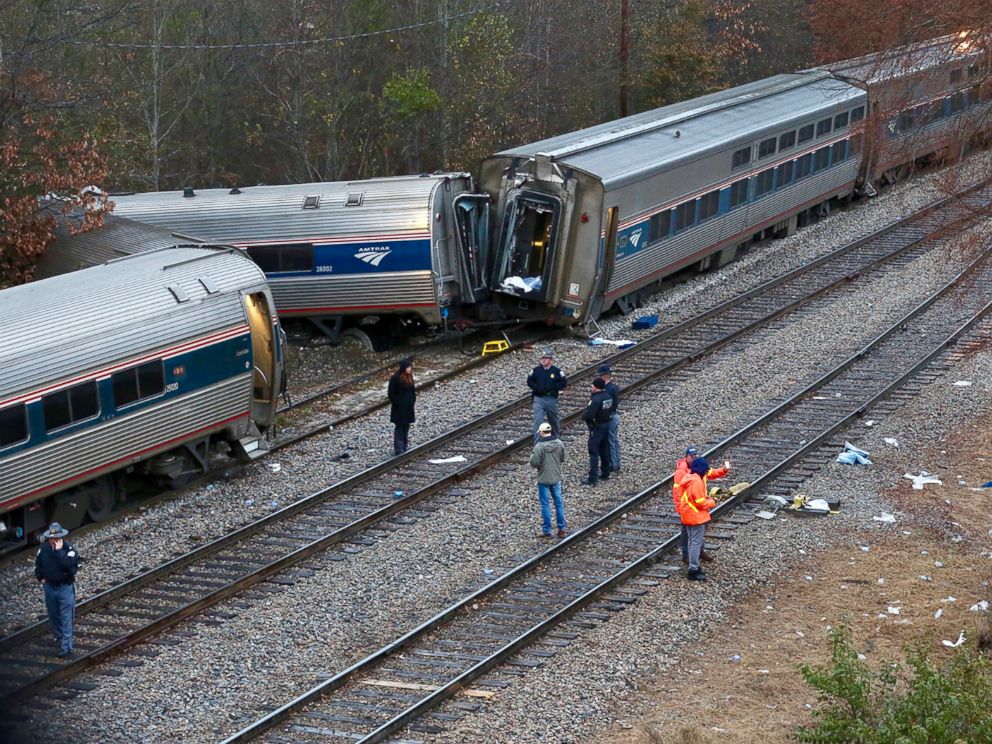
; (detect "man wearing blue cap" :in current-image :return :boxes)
[34,522,80,658]
[527,350,567,442]
[673,448,730,563]
[598,365,621,473]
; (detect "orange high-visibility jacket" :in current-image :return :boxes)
[672,458,728,514]
[678,472,717,526]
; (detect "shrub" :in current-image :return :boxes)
[796,621,992,743]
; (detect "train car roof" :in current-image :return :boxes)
[35,210,190,279]
[490,72,863,189]
[0,246,266,399]
[108,173,472,246]
[818,33,982,85]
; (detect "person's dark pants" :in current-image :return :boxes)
[393,424,410,455]
[44,582,75,653]
[587,424,612,481]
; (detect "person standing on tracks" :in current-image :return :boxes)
[678,457,718,581]
[581,377,614,485]
[529,421,568,538]
[34,522,80,658]
[527,350,567,442]
[388,358,416,456]
[598,364,621,473]
[673,447,730,564]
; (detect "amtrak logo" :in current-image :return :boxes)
[355,246,391,267]
[629,228,643,248]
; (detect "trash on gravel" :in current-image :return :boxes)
[428,455,468,464]
[266,462,281,473]
[483,568,495,576]
[755,510,778,520]
[970,600,990,612]
[887,606,901,615]
[631,314,659,330]
[934,608,943,619]
[873,512,897,523]
[588,337,636,348]
[505,439,515,446]
[860,545,870,552]
[942,631,966,648]
[982,481,992,488]
[837,442,872,465]
[904,471,942,489]
[864,419,875,426]
[952,380,973,387]
[884,437,899,447]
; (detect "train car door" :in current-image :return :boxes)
[243,292,278,426]
[453,193,490,302]
[587,206,619,320]
[490,189,562,304]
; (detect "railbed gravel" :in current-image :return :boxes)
[4,155,987,638]
[18,156,992,743]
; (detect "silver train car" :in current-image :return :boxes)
[0,246,284,546]
[480,70,866,327]
[108,174,491,346]
[823,33,992,188]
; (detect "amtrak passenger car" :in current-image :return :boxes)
[0,246,284,546]
[109,174,491,344]
[480,70,866,326]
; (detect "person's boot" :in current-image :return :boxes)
[687,569,707,582]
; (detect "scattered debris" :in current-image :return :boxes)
[266,462,281,473]
[887,606,901,615]
[952,380,973,387]
[587,337,636,348]
[501,275,542,293]
[934,608,943,619]
[428,455,468,465]
[970,600,990,612]
[837,442,872,466]
[631,314,659,330]
[904,472,942,490]
[884,437,899,447]
[942,630,966,648]
[873,512,896,523]
[864,420,875,427]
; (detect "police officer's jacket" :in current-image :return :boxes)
[35,541,80,586]
[582,390,614,428]
[527,365,567,398]
[604,381,620,414]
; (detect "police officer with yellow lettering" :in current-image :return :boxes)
[580,377,614,485]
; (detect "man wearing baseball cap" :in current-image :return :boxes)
[529,421,568,538]
[34,522,80,658]
[673,448,730,564]
[526,349,567,442]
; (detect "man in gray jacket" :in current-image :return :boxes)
[529,422,567,538]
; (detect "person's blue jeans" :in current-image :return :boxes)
[537,481,566,535]
[608,415,620,471]
[44,582,75,653]
[532,396,560,442]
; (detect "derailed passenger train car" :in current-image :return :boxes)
[480,70,866,327]
[823,32,992,189]
[109,174,491,346]
[0,246,284,547]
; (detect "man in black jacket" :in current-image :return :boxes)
[34,522,80,658]
[599,364,621,474]
[527,350,567,442]
[581,377,614,485]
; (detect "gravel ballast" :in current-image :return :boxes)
[15,158,992,743]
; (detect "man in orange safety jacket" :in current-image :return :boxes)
[679,456,718,581]
[673,447,729,564]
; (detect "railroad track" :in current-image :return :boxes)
[218,237,992,744]
[1,180,989,721]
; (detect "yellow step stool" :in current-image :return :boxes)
[481,339,510,356]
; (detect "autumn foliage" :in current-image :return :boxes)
[0,68,109,287]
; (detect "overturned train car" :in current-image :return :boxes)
[0,246,284,547]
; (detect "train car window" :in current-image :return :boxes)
[776,161,794,188]
[728,178,750,209]
[950,68,963,84]
[816,118,832,137]
[0,404,28,448]
[755,169,774,197]
[798,124,814,144]
[779,131,796,151]
[833,112,849,129]
[758,138,776,159]
[850,106,865,122]
[814,146,831,172]
[795,153,813,179]
[698,190,720,222]
[246,244,314,273]
[43,380,98,432]
[672,201,697,233]
[113,361,165,408]
[649,209,671,242]
[832,141,848,163]
[731,147,751,170]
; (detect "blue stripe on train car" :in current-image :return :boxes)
[12,333,252,456]
[265,238,433,277]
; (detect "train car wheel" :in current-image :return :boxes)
[86,477,117,522]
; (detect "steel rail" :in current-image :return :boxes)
[220,246,992,744]
[2,181,988,708]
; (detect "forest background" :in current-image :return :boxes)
[0,0,986,284]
